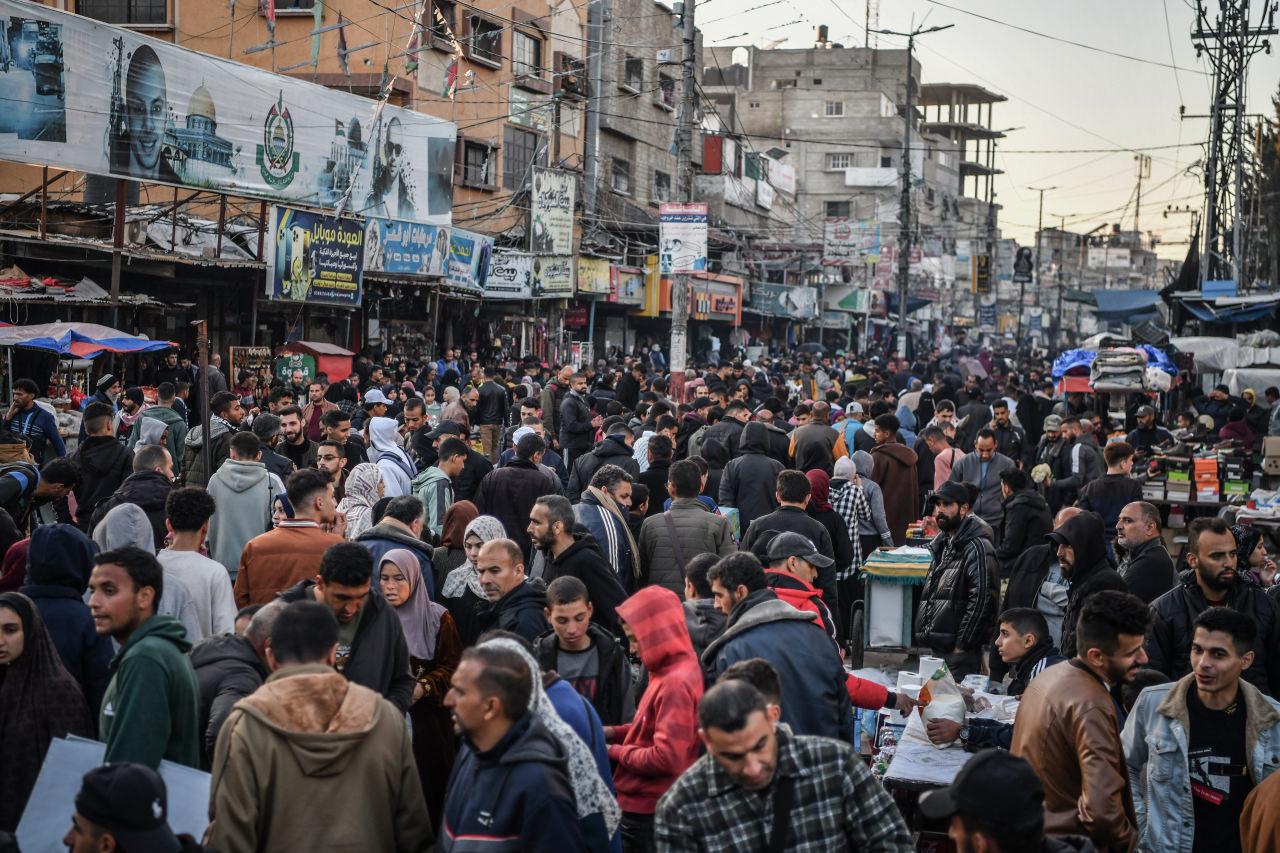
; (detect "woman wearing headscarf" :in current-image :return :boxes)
[378,549,461,830]
[805,468,855,584]
[478,635,621,853]
[441,514,507,646]
[1234,524,1277,588]
[432,501,478,592]
[441,385,471,431]
[0,592,94,831]
[19,525,111,714]
[368,416,417,497]
[0,537,28,594]
[338,462,384,540]
[830,454,894,640]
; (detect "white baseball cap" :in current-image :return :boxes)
[363,389,391,406]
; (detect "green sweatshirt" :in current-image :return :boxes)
[100,614,202,769]
[411,465,454,537]
[127,405,189,474]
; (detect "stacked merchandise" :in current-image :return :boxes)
[1089,348,1148,393]
[1163,450,1193,504]
[1194,454,1220,503]
[1264,437,1280,477]
[1221,447,1251,499]
[862,546,933,585]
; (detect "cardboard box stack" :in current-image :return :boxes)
[1194,454,1220,503]
[1265,437,1280,477]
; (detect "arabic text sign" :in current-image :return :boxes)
[577,256,611,295]
[530,168,575,255]
[447,228,493,293]
[363,218,449,277]
[532,255,574,298]
[659,202,708,274]
[266,206,364,307]
[487,249,532,299]
[0,0,455,224]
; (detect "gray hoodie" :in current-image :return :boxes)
[91,503,202,641]
[137,417,168,447]
[206,459,278,581]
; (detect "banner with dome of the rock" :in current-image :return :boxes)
[0,0,455,225]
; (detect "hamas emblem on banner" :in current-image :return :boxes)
[256,92,299,188]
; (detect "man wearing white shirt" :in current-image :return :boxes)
[158,486,237,640]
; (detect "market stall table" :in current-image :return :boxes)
[883,741,975,791]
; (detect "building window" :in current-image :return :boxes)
[461,140,495,189]
[503,125,543,190]
[656,73,676,109]
[654,170,671,202]
[880,155,893,168]
[827,153,852,170]
[773,79,796,89]
[825,200,850,218]
[813,78,822,85]
[513,30,542,78]
[467,14,502,67]
[273,0,315,9]
[611,158,632,195]
[824,100,845,117]
[749,101,760,108]
[623,56,643,91]
[428,0,456,45]
[77,0,168,24]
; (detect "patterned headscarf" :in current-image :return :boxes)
[338,463,383,540]
[441,515,507,599]
[479,637,621,836]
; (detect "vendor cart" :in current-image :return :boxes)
[847,547,931,668]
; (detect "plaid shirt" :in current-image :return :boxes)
[654,726,912,852]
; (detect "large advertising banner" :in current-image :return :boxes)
[576,257,611,295]
[363,218,449,277]
[446,228,492,294]
[487,249,532,300]
[659,203,708,274]
[266,206,365,307]
[530,168,575,255]
[0,0,455,224]
[822,218,880,266]
[532,255,574,299]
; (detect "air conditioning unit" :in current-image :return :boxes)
[554,52,586,98]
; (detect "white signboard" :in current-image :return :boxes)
[659,202,708,274]
[486,249,532,299]
[0,0,455,223]
[530,167,575,255]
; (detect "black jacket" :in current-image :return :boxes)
[615,374,640,411]
[1002,542,1055,614]
[717,422,784,531]
[558,390,596,454]
[189,633,268,766]
[476,380,508,426]
[454,449,495,503]
[541,534,628,635]
[991,422,1027,467]
[533,622,631,726]
[701,417,745,458]
[1052,512,1128,658]
[474,458,560,559]
[566,435,640,499]
[71,435,133,528]
[259,446,295,483]
[476,578,550,644]
[89,470,173,551]
[995,489,1052,571]
[638,459,672,518]
[915,514,998,653]
[1116,536,1177,604]
[1077,474,1144,541]
[741,506,837,606]
[278,579,416,713]
[1147,570,1280,696]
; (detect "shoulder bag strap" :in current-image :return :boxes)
[662,512,688,576]
[766,773,796,853]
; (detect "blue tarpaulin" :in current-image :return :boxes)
[1181,300,1279,324]
[884,292,933,314]
[1090,289,1162,323]
[16,330,174,359]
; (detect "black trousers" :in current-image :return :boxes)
[621,812,655,853]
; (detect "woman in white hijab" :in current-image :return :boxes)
[441,514,506,646]
[479,635,621,851]
[367,416,416,497]
[337,462,383,540]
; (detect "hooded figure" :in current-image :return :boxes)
[0,592,94,832]
[207,450,280,581]
[609,587,704,818]
[136,416,169,448]
[1046,511,1127,658]
[70,431,133,530]
[338,463,384,541]
[869,438,919,546]
[367,416,416,498]
[718,421,784,531]
[93,503,203,642]
[20,525,112,713]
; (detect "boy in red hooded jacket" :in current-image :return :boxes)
[606,586,704,852]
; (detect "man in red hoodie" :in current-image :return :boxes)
[607,586,704,853]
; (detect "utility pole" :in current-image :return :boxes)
[872,23,952,359]
[669,0,696,402]
[1133,154,1151,236]
[1192,0,1276,289]
[1028,185,1056,343]
[583,0,608,225]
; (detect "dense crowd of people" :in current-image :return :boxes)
[0,340,1279,852]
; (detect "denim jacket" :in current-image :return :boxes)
[1122,674,1280,852]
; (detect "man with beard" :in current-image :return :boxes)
[530,495,627,634]
[276,405,317,471]
[915,481,998,680]
[1011,590,1147,852]
[1146,516,1280,696]
[1046,509,1127,659]
[1114,501,1177,604]
[559,373,602,469]
[1124,404,1173,454]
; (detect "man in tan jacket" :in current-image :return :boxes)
[1011,589,1147,852]
[205,600,432,852]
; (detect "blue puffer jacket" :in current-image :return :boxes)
[1123,674,1280,853]
[440,712,589,853]
[701,588,852,742]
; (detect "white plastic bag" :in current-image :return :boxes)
[901,663,967,749]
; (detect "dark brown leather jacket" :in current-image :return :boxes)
[1011,659,1137,852]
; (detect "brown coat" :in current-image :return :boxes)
[869,442,919,546]
[1241,767,1280,853]
[232,523,346,607]
[205,664,432,852]
[1011,660,1137,853]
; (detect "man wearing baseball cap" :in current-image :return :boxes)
[64,763,200,853]
[919,749,1087,852]
[1124,404,1172,454]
